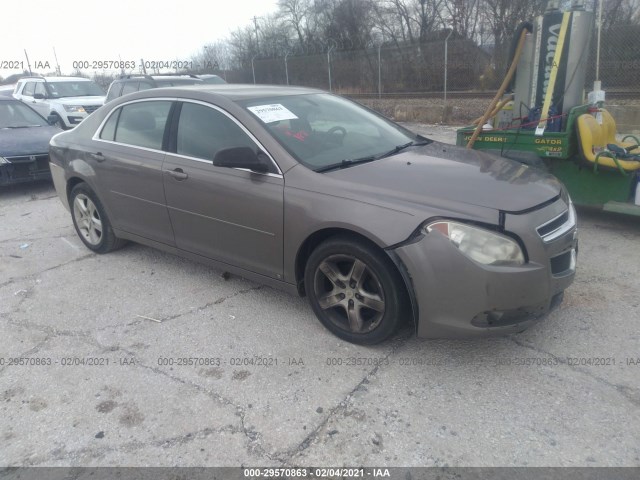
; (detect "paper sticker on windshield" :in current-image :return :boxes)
[248,104,298,123]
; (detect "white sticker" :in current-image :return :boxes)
[248,104,298,123]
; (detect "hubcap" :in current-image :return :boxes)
[313,254,385,334]
[73,194,103,245]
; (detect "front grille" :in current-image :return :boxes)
[5,154,49,170]
[550,249,575,275]
[2,154,50,181]
[536,204,576,243]
[83,105,100,114]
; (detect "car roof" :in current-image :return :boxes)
[131,84,324,101]
[19,76,92,82]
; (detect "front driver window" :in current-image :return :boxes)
[176,102,268,167]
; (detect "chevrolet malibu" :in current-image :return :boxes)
[49,85,577,344]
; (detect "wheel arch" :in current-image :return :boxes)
[294,227,416,326]
[66,176,87,204]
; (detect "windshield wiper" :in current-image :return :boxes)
[314,156,377,173]
[4,125,42,129]
[376,139,431,160]
[315,138,431,173]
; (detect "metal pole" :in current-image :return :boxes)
[595,0,603,81]
[328,49,331,91]
[252,55,258,84]
[444,28,453,108]
[378,43,382,99]
[285,52,290,85]
[24,49,33,75]
[53,47,61,75]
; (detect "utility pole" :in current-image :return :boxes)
[252,16,261,54]
[24,49,33,75]
[53,47,61,75]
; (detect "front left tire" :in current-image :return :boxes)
[304,235,408,344]
[69,183,124,253]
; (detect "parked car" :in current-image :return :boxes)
[13,76,105,130]
[0,98,61,186]
[104,74,204,103]
[49,85,577,344]
[0,85,16,97]
[197,74,226,84]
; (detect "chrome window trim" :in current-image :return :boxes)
[91,97,283,176]
[537,202,576,243]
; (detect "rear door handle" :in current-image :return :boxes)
[90,152,105,162]
[165,168,188,180]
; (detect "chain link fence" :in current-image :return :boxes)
[227,23,640,98]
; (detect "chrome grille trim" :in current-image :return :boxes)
[537,202,576,243]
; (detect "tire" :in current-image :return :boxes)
[51,113,66,130]
[304,235,407,344]
[69,183,125,253]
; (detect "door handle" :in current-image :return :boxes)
[90,152,106,162]
[165,168,188,180]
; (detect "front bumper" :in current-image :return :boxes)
[0,155,52,186]
[391,199,577,338]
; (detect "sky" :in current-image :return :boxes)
[0,0,279,80]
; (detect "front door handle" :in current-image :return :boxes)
[90,152,105,162]
[165,168,188,180]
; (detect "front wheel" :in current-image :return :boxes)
[70,183,124,253]
[304,236,407,344]
[51,113,66,130]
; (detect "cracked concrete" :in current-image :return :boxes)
[1,126,640,467]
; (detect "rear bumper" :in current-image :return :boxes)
[391,199,577,339]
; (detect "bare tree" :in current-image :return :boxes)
[480,0,546,72]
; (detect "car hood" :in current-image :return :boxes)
[325,142,563,213]
[0,126,61,156]
[50,96,105,105]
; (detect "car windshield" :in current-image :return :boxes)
[45,81,104,98]
[239,94,424,171]
[0,101,47,128]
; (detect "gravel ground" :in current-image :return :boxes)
[1,126,639,470]
[357,97,640,125]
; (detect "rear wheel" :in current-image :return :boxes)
[304,236,406,344]
[70,183,124,253]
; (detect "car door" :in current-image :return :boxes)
[162,100,284,279]
[18,82,48,117]
[92,99,176,246]
[30,82,50,117]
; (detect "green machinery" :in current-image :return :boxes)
[457,1,640,216]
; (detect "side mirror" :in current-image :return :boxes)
[33,93,45,100]
[213,147,269,173]
[47,115,58,126]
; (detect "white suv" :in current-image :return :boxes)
[13,76,106,129]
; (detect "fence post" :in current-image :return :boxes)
[285,52,290,85]
[327,40,337,92]
[444,28,453,111]
[251,55,258,84]
[378,43,382,99]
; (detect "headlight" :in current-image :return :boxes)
[0,156,9,164]
[425,221,525,266]
[63,105,86,113]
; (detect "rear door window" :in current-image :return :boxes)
[112,101,172,150]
